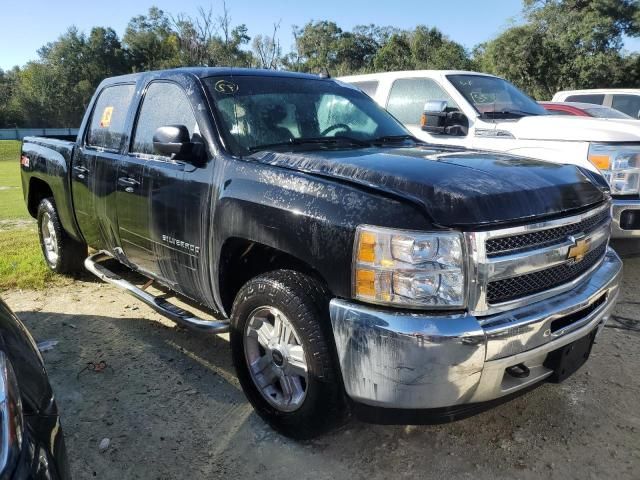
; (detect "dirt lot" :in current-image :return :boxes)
[2,242,639,480]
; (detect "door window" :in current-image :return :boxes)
[386,78,456,125]
[564,94,605,105]
[132,82,199,157]
[611,94,640,119]
[86,84,135,151]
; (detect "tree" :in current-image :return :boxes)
[373,33,414,71]
[334,25,384,74]
[0,68,22,127]
[410,26,471,70]
[253,22,282,69]
[7,26,131,127]
[476,0,640,99]
[370,27,471,72]
[290,21,343,73]
[123,7,181,70]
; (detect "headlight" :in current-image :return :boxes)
[0,351,23,474]
[353,225,466,308]
[588,143,640,195]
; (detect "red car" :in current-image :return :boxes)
[539,101,633,119]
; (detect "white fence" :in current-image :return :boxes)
[0,128,79,140]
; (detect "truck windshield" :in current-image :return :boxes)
[203,75,410,156]
[447,74,547,119]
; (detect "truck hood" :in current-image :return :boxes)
[250,146,607,228]
[491,115,640,142]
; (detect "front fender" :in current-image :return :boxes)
[212,161,429,309]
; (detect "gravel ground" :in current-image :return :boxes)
[2,241,639,480]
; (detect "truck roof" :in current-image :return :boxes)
[102,67,328,85]
[338,70,498,83]
[555,88,640,95]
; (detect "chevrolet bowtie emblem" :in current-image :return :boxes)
[567,235,590,263]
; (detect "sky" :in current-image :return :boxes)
[1,0,640,71]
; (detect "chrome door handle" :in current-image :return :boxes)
[73,165,89,179]
[118,177,140,187]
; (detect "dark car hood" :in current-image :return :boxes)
[250,145,607,228]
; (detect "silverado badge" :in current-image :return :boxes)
[567,235,590,263]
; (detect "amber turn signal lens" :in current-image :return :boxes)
[355,269,375,297]
[420,113,427,127]
[589,154,610,170]
[357,231,376,263]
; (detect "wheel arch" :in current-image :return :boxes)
[27,177,54,218]
[217,237,330,317]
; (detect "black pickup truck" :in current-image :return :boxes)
[20,68,622,438]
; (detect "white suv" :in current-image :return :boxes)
[339,70,640,238]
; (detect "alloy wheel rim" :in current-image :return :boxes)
[41,212,59,265]
[244,306,308,412]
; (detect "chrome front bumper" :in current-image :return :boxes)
[612,198,640,238]
[330,248,622,410]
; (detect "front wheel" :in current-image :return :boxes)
[37,198,86,274]
[230,270,346,439]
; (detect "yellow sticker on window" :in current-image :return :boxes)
[99,106,114,128]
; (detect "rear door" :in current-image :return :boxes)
[118,80,207,291]
[71,84,135,249]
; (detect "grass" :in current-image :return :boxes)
[0,140,61,291]
[0,228,57,290]
[0,141,30,220]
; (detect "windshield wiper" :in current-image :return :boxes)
[369,134,418,145]
[248,136,369,153]
[482,109,539,119]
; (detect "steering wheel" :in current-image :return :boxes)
[320,123,352,136]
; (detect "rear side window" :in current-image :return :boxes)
[564,94,605,105]
[132,82,198,156]
[86,84,135,151]
[611,94,640,119]
[351,81,379,98]
[386,78,455,125]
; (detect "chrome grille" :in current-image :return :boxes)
[466,202,612,316]
[486,243,607,304]
[486,207,610,256]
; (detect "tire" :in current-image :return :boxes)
[230,270,347,439]
[37,198,87,274]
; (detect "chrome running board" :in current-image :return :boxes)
[84,251,229,334]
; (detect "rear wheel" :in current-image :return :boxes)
[230,270,346,439]
[37,198,86,274]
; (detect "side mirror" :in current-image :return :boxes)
[420,101,448,134]
[420,101,467,136]
[153,125,193,157]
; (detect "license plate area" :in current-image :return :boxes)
[543,331,596,382]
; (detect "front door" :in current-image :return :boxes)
[385,77,468,148]
[71,83,135,249]
[118,80,209,297]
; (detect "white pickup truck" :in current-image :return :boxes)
[340,70,640,238]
